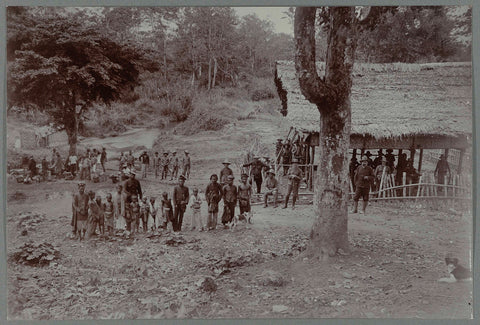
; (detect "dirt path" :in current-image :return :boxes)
[6,113,473,320]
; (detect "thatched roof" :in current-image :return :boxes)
[275,61,472,140]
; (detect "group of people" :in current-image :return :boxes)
[276,137,309,176]
[118,150,191,180]
[70,155,308,240]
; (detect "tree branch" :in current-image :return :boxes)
[294,7,336,110]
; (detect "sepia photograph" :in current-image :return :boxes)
[4,5,474,320]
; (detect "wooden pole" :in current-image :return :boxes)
[458,149,465,174]
[402,172,406,198]
[418,149,424,172]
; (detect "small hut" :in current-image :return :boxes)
[274,61,472,196]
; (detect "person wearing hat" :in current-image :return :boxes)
[222,175,237,227]
[72,181,89,240]
[374,156,391,191]
[172,175,190,231]
[352,156,375,214]
[126,150,135,170]
[283,158,303,210]
[243,156,268,194]
[161,151,170,180]
[263,169,279,208]
[182,151,191,179]
[170,151,180,180]
[139,151,150,179]
[220,160,234,185]
[434,154,451,187]
[205,174,223,230]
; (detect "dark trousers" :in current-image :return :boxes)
[254,176,262,194]
[284,181,300,207]
[173,204,186,231]
[162,166,169,179]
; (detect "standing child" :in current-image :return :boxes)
[222,175,237,228]
[130,194,140,235]
[161,192,174,231]
[189,188,203,231]
[139,197,150,232]
[148,197,159,231]
[170,151,179,180]
[238,173,253,221]
[86,191,100,239]
[104,193,115,236]
[96,195,105,236]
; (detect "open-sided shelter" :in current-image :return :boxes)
[274,60,472,174]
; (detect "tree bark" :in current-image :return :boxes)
[294,7,358,260]
[212,57,217,89]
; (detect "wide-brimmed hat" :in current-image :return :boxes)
[179,175,186,180]
[360,155,368,162]
[130,170,136,176]
[184,150,189,154]
[227,175,234,180]
[365,151,372,156]
[77,181,86,187]
[267,169,276,175]
[223,160,231,165]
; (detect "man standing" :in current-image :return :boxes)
[352,156,375,214]
[182,150,191,179]
[374,156,391,191]
[161,151,170,180]
[275,139,283,164]
[28,155,37,177]
[263,169,279,208]
[220,160,233,185]
[123,171,142,233]
[283,158,303,210]
[434,154,451,186]
[100,148,107,173]
[126,150,135,170]
[172,175,190,231]
[205,174,223,230]
[349,156,359,191]
[222,175,237,227]
[152,152,161,179]
[139,151,150,179]
[170,151,180,180]
[282,140,292,176]
[243,156,267,194]
[373,149,384,169]
[72,182,89,240]
[68,153,78,177]
[385,149,395,171]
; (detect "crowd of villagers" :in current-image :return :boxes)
[70,149,306,240]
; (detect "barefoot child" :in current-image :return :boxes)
[148,197,158,231]
[130,194,140,235]
[140,197,150,232]
[238,173,253,222]
[189,188,203,231]
[161,192,174,231]
[104,193,115,236]
[96,195,105,236]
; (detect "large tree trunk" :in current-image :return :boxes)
[294,7,357,260]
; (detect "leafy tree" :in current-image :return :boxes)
[7,8,151,155]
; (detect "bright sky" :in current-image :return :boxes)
[233,7,293,35]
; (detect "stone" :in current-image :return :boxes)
[272,305,289,313]
[258,270,286,287]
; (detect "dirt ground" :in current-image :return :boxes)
[6,113,473,320]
